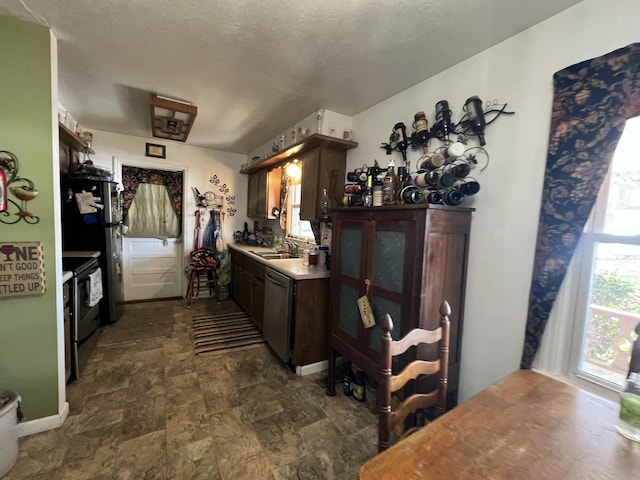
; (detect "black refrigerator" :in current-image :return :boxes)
[61,177,124,324]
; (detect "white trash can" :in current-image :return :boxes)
[0,391,21,478]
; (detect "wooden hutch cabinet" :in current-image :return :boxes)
[326,204,473,407]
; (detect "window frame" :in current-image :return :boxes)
[568,233,640,391]
[285,182,315,242]
[537,122,640,401]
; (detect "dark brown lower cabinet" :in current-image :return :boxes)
[291,278,329,366]
[326,205,473,408]
[231,248,329,367]
[231,250,265,329]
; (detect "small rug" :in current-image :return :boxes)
[192,311,265,356]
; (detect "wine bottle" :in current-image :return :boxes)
[373,180,383,207]
[396,166,408,203]
[242,222,250,242]
[435,100,453,143]
[352,367,366,402]
[382,159,397,205]
[363,175,373,207]
[443,189,465,206]
[413,111,430,152]
[425,190,444,204]
[393,122,409,168]
[343,360,353,396]
[464,96,487,146]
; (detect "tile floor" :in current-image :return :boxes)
[5,298,378,480]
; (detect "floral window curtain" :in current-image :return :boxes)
[122,165,183,235]
[126,183,180,238]
[522,44,640,369]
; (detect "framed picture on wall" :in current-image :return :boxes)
[145,143,166,159]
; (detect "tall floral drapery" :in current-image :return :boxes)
[121,165,183,234]
[522,43,640,369]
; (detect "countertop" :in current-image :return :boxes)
[228,244,330,281]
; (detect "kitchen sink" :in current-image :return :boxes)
[249,250,300,260]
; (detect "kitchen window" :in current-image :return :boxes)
[286,179,314,242]
[543,117,640,392]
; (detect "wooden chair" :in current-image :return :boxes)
[185,248,219,308]
[378,300,451,452]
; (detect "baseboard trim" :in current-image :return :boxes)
[295,360,328,377]
[18,402,69,437]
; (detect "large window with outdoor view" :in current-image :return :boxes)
[572,117,640,388]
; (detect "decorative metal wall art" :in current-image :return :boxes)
[0,150,40,224]
[209,174,237,217]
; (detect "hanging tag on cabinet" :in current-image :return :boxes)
[357,295,376,329]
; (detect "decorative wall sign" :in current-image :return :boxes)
[0,241,46,297]
[145,143,166,159]
[0,150,40,224]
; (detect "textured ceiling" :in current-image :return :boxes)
[1,0,583,154]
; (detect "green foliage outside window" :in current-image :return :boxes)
[588,271,640,364]
[592,271,640,313]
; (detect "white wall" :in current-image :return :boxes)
[348,0,640,401]
[88,129,248,271]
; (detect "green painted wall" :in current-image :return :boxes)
[0,16,59,420]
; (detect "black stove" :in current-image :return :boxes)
[62,254,101,381]
[62,257,99,276]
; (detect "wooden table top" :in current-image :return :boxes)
[360,369,640,479]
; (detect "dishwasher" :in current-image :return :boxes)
[263,267,294,363]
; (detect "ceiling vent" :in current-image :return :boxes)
[149,95,197,142]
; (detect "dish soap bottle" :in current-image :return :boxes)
[616,324,640,442]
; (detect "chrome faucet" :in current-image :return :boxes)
[284,240,300,257]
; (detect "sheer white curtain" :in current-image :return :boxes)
[126,183,179,240]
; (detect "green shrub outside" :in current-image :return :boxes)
[588,271,640,363]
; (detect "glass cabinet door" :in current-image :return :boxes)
[338,227,364,337]
[373,230,406,293]
[367,215,418,352]
[368,229,406,351]
[340,227,362,279]
[338,284,360,337]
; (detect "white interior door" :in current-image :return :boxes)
[123,237,182,300]
[112,156,187,302]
